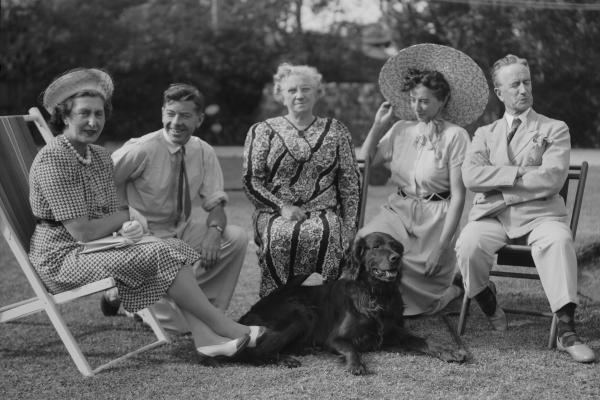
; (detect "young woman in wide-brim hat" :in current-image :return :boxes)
[358,43,489,316]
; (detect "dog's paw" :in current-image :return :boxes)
[431,345,467,363]
[280,355,301,368]
[348,361,368,375]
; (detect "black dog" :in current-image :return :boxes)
[238,232,466,375]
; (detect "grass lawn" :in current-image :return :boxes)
[1,160,599,400]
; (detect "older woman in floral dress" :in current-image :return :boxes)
[243,63,360,297]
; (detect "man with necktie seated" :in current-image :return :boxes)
[108,83,249,334]
[455,54,595,362]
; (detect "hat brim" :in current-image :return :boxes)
[43,68,114,114]
[379,43,489,127]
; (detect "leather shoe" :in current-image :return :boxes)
[248,326,266,348]
[196,334,250,360]
[486,306,508,331]
[557,333,595,363]
[100,290,121,316]
[485,282,507,331]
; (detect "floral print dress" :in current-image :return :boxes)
[243,116,360,297]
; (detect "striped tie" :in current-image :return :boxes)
[176,146,191,223]
[507,118,522,144]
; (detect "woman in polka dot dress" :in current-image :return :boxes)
[28,68,263,359]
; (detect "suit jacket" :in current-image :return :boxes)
[462,109,570,238]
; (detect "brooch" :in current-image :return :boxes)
[414,134,442,159]
[532,132,553,147]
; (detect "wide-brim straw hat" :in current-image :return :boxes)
[379,43,489,126]
[42,68,113,113]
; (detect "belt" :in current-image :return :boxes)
[398,188,451,201]
[36,218,62,227]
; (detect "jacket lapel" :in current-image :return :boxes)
[491,119,512,166]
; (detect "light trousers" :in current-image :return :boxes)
[455,218,577,312]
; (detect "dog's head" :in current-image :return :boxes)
[340,232,404,282]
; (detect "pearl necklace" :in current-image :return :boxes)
[61,136,91,165]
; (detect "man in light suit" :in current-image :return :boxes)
[455,54,594,362]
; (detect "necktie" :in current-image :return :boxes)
[176,146,191,223]
[507,118,522,144]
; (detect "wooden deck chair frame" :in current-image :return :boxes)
[457,162,589,349]
[0,108,169,376]
[357,154,372,229]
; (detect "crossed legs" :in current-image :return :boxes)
[167,265,248,347]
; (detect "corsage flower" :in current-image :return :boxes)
[532,131,553,147]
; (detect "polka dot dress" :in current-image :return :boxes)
[28,136,200,312]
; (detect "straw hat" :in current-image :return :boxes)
[379,43,489,126]
[42,68,113,113]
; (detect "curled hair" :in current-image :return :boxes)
[163,83,205,113]
[401,68,450,103]
[48,91,112,134]
[491,54,529,88]
[272,63,324,103]
[163,83,204,114]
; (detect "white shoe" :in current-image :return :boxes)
[196,335,250,359]
[557,333,595,363]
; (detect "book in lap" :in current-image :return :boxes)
[78,235,162,254]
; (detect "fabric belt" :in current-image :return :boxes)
[398,188,451,202]
[36,218,62,227]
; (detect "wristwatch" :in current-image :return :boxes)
[208,223,224,234]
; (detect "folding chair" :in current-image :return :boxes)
[356,154,372,229]
[457,162,589,349]
[0,108,170,376]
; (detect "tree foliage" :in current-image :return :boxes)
[1,0,599,146]
[381,0,600,146]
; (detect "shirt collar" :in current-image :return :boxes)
[504,108,531,128]
[161,129,187,154]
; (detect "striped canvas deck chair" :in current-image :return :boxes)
[0,108,169,376]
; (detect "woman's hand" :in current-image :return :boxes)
[424,243,451,277]
[119,220,144,242]
[128,206,148,233]
[280,205,307,221]
[373,102,395,129]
